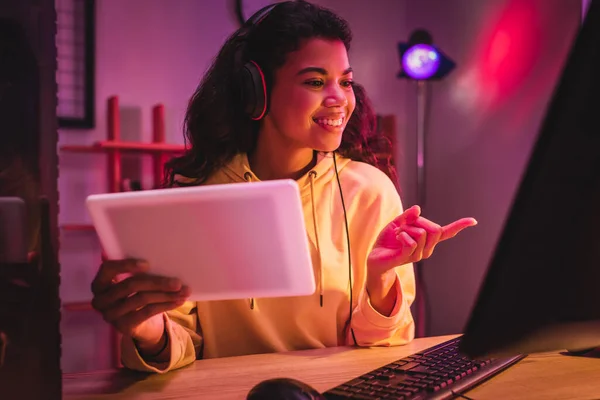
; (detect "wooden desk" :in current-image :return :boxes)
[63,335,600,400]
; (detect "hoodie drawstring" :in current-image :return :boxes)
[244,172,256,310]
[308,170,324,307]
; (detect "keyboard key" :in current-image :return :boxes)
[395,362,421,371]
[406,365,430,374]
[372,381,391,387]
[345,378,365,387]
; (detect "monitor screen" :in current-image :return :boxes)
[460,0,600,358]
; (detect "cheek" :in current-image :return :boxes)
[290,88,320,116]
[272,87,319,123]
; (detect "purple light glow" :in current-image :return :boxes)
[402,44,441,80]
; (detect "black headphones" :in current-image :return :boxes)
[237,3,280,120]
[241,59,268,120]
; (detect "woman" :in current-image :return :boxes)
[91,1,476,373]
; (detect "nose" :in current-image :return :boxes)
[323,84,348,108]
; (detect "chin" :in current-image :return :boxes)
[310,134,343,153]
[313,141,342,153]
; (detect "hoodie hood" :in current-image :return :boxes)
[220,152,351,194]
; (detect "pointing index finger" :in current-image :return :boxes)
[440,218,478,242]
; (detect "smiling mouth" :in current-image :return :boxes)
[313,117,345,128]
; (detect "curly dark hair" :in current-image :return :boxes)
[164,1,397,187]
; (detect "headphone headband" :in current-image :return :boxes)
[246,3,279,27]
[238,3,284,120]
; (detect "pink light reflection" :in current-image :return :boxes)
[451,0,542,115]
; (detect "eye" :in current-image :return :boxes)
[304,80,324,88]
[341,80,354,88]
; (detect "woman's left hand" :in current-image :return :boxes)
[367,205,478,276]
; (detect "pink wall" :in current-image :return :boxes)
[401,0,581,335]
[58,0,582,339]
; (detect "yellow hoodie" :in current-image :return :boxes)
[121,152,415,373]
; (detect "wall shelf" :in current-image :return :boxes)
[60,96,186,366]
[60,95,184,192]
[59,95,185,232]
[61,141,185,154]
[60,224,95,231]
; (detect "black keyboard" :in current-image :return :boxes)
[323,337,525,400]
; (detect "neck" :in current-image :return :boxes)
[249,126,317,181]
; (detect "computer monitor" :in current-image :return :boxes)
[460,0,600,359]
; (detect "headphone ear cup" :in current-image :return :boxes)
[241,61,268,120]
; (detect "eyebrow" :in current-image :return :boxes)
[296,67,353,76]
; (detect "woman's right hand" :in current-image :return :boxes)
[91,259,190,350]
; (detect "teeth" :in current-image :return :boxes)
[314,118,343,127]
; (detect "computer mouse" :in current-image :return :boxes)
[246,377,326,400]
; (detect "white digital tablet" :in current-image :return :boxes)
[85,180,315,301]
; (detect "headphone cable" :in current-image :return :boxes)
[333,152,358,346]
